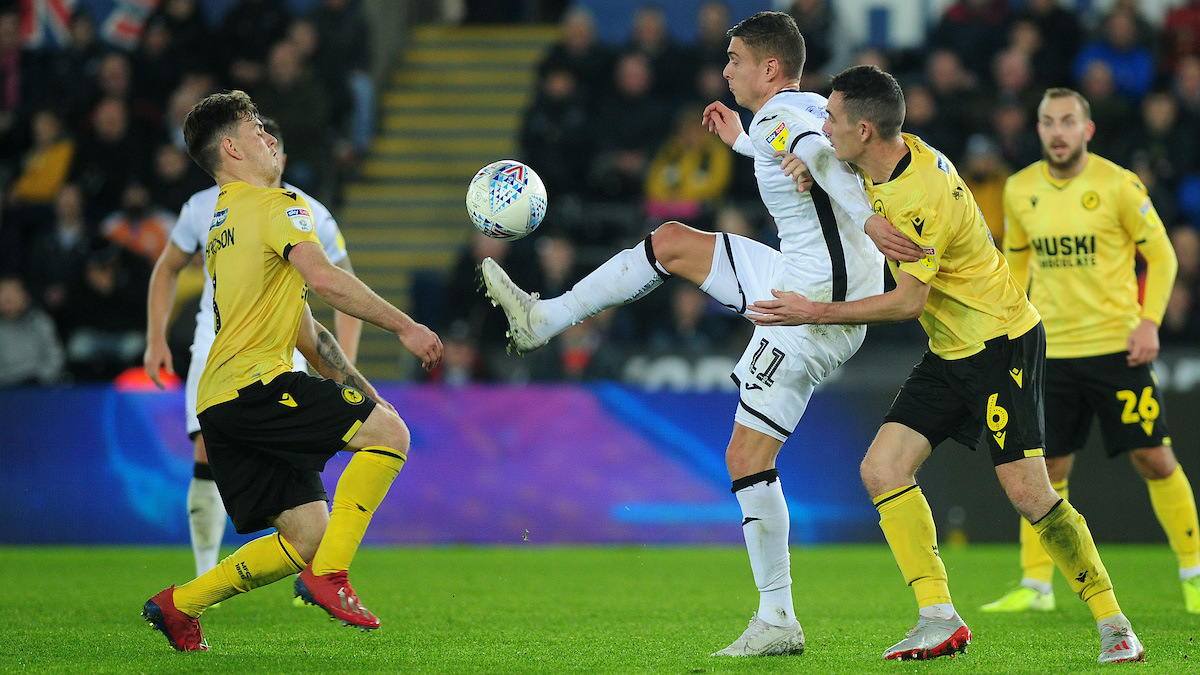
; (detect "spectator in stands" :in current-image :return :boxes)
[310,0,375,166]
[627,6,691,99]
[991,99,1040,169]
[1166,0,1200,73]
[1120,90,1197,192]
[960,134,1010,246]
[149,142,208,214]
[693,1,732,70]
[1018,0,1083,88]
[0,276,64,386]
[1078,60,1134,160]
[851,46,890,72]
[8,108,73,208]
[61,242,149,381]
[588,53,668,201]
[70,97,152,223]
[218,0,290,90]
[971,48,1043,132]
[788,0,834,80]
[535,234,581,299]
[101,181,175,264]
[643,105,733,223]
[0,10,31,173]
[1173,55,1200,121]
[253,40,332,202]
[429,320,487,386]
[1074,8,1155,102]
[929,0,1010,83]
[151,0,216,78]
[162,79,209,151]
[648,284,724,356]
[134,16,186,114]
[23,184,92,323]
[538,7,613,106]
[1162,225,1200,343]
[443,231,542,355]
[520,66,591,200]
[91,52,158,130]
[29,10,105,125]
[924,49,978,121]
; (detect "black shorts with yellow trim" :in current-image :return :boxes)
[1045,352,1171,458]
[884,322,1047,466]
[197,371,376,534]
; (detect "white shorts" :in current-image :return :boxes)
[700,233,866,442]
[185,319,309,437]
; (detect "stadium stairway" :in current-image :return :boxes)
[331,24,558,380]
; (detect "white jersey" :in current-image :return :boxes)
[173,182,347,433]
[734,90,884,303]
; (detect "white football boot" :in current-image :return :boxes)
[479,257,550,353]
[711,613,805,657]
[882,614,971,660]
[1097,614,1144,663]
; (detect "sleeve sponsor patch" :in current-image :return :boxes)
[1139,199,1152,216]
[765,121,789,152]
[919,246,937,271]
[209,208,228,231]
[286,207,313,232]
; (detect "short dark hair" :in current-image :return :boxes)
[260,116,283,153]
[1040,87,1091,121]
[728,11,805,81]
[183,90,259,179]
[829,65,905,140]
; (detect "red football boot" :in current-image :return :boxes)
[142,586,209,651]
[294,566,380,630]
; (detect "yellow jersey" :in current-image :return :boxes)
[197,181,320,413]
[864,134,1041,359]
[1003,154,1174,359]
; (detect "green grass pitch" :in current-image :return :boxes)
[1,544,1195,673]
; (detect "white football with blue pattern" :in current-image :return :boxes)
[466,160,547,240]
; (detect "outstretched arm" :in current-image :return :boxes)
[332,255,363,364]
[289,241,442,370]
[143,242,194,388]
[748,270,930,326]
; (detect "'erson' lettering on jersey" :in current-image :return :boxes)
[196,182,320,412]
[863,134,1041,359]
[1003,154,1172,359]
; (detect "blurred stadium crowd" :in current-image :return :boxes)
[3,0,1200,387]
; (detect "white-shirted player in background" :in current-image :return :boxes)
[482,11,921,657]
[143,118,363,580]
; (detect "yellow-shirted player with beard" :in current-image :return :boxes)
[983,88,1200,614]
[757,66,1144,663]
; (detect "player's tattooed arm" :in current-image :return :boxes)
[298,305,394,411]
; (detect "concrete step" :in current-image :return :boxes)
[360,159,482,180]
[392,69,536,87]
[373,136,514,154]
[381,113,521,131]
[381,91,528,108]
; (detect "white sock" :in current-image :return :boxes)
[187,473,227,576]
[733,470,795,627]
[1020,577,1053,595]
[918,602,957,621]
[537,239,666,337]
[1180,565,1200,580]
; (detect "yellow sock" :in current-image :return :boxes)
[1031,499,1120,621]
[311,447,405,575]
[174,533,305,617]
[875,485,951,608]
[1020,478,1068,584]
[1146,465,1200,569]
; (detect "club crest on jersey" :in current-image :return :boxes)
[209,208,228,231]
[1081,191,1100,210]
[286,207,313,232]
[766,121,789,152]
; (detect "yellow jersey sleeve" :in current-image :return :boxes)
[1117,170,1165,242]
[268,190,321,259]
[1001,179,1032,292]
[892,206,943,284]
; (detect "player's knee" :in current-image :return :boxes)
[380,408,410,456]
[1130,445,1176,480]
[650,221,689,268]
